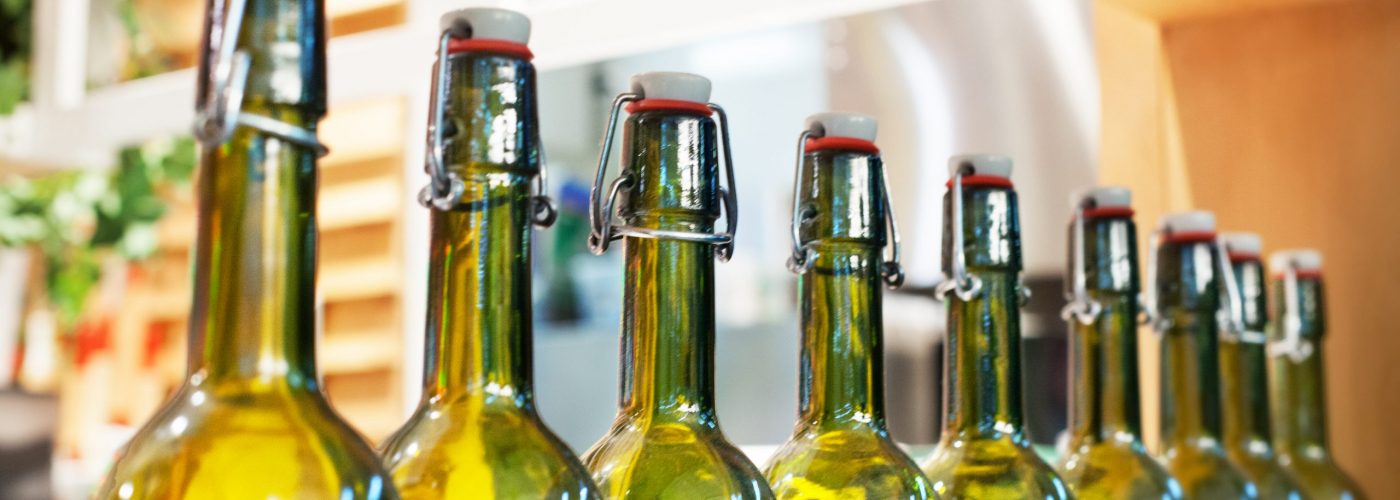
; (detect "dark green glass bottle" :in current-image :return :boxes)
[378,9,597,499]
[1056,188,1181,499]
[1146,211,1256,499]
[580,72,772,499]
[763,113,934,499]
[98,0,396,497]
[1267,250,1365,500]
[920,155,1071,499]
[1217,233,1306,499]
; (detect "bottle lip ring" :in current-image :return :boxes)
[804,137,879,155]
[446,39,534,60]
[1160,230,1216,244]
[1228,251,1262,263]
[624,98,714,116]
[1082,206,1134,219]
[1275,270,1323,280]
[945,175,1014,189]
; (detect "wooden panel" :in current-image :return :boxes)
[1097,2,1400,496]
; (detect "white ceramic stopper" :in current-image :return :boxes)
[948,154,1013,179]
[630,72,711,103]
[1221,232,1263,256]
[1270,249,1323,273]
[1074,186,1131,209]
[440,8,531,44]
[1160,210,1215,234]
[804,112,877,141]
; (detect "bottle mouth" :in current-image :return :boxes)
[804,137,879,155]
[446,39,534,60]
[1082,206,1134,219]
[624,99,713,116]
[944,175,1014,189]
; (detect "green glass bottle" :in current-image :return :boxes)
[580,72,772,499]
[1217,233,1307,499]
[1056,188,1181,500]
[920,155,1072,499]
[97,0,396,498]
[763,113,934,499]
[1146,211,1256,499]
[1267,250,1365,500]
[377,9,597,499]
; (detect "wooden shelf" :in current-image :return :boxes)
[321,334,400,375]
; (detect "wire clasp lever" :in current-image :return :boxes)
[193,0,327,156]
[586,93,740,261]
[935,170,983,302]
[417,21,555,225]
[785,128,904,289]
[1060,202,1102,325]
[1270,264,1316,361]
[1214,239,1268,344]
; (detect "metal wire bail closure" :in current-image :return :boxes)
[1060,203,1102,325]
[587,93,740,261]
[1141,230,1170,333]
[1214,238,1267,344]
[416,24,556,223]
[935,170,983,302]
[785,128,905,289]
[1270,264,1316,361]
[787,129,818,274]
[193,0,328,156]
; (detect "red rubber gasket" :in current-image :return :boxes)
[1227,251,1260,263]
[1083,207,1134,219]
[447,39,534,60]
[805,137,879,155]
[1162,231,1216,244]
[1275,270,1323,280]
[946,175,1014,189]
[625,99,713,116]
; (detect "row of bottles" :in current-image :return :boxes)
[94,3,1362,499]
[1057,197,1364,500]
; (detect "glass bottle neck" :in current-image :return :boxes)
[799,245,887,430]
[1154,238,1224,446]
[1067,216,1143,442]
[421,51,540,404]
[942,184,1025,439]
[1221,259,1272,448]
[186,0,325,390]
[616,109,721,425]
[1271,276,1331,454]
[422,177,535,403]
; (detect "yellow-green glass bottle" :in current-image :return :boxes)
[1056,188,1182,500]
[1217,234,1307,499]
[377,9,598,499]
[97,0,396,498]
[1267,251,1364,500]
[920,155,1072,499]
[763,113,935,499]
[1146,211,1256,499]
[580,72,772,499]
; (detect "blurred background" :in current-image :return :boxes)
[0,0,1396,498]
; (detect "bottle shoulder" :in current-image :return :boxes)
[1057,440,1182,500]
[1160,444,1260,499]
[1225,444,1307,500]
[765,428,933,499]
[920,435,1071,499]
[583,419,772,499]
[1280,454,1365,500]
[99,383,393,499]
[380,400,596,498]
